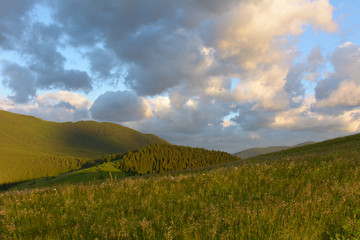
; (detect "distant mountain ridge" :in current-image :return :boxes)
[0,110,168,185]
[233,141,316,159]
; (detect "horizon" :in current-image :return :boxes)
[1,0,360,153]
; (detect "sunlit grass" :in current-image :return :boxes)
[11,162,131,190]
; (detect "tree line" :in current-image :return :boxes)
[116,143,239,174]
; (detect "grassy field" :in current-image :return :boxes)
[1,133,360,239]
[0,110,167,185]
[10,162,131,190]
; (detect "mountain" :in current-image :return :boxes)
[233,141,316,159]
[0,110,168,185]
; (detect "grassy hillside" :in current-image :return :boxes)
[0,110,168,185]
[234,146,291,159]
[233,141,316,159]
[1,133,360,239]
[12,162,131,190]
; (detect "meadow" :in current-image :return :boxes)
[1,133,360,239]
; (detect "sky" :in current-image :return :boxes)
[1,0,360,153]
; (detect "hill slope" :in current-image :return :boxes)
[0,110,168,185]
[1,133,360,239]
[233,141,316,159]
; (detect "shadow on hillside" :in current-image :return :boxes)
[0,181,27,191]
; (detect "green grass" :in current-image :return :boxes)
[11,162,131,190]
[0,110,168,185]
[1,133,360,239]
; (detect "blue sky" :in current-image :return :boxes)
[1,0,360,153]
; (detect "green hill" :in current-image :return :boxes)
[1,133,360,239]
[233,141,316,159]
[0,110,168,185]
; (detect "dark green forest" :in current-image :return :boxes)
[117,144,239,174]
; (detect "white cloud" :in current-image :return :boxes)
[233,64,289,111]
[212,0,337,70]
[36,90,92,109]
[316,81,360,108]
[315,42,360,109]
[0,91,92,122]
[271,96,360,132]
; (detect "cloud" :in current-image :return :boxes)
[1,0,337,100]
[1,13,93,101]
[86,47,122,80]
[231,103,277,131]
[36,91,92,110]
[209,0,336,70]
[0,1,36,48]
[126,94,233,135]
[36,69,92,93]
[285,47,325,107]
[232,64,289,111]
[90,91,153,122]
[271,96,360,132]
[1,62,37,103]
[0,91,92,122]
[48,0,337,98]
[24,22,93,93]
[316,81,360,108]
[315,42,360,109]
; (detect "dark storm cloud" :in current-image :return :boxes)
[1,62,37,103]
[90,91,150,122]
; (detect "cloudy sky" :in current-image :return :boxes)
[1,0,360,153]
